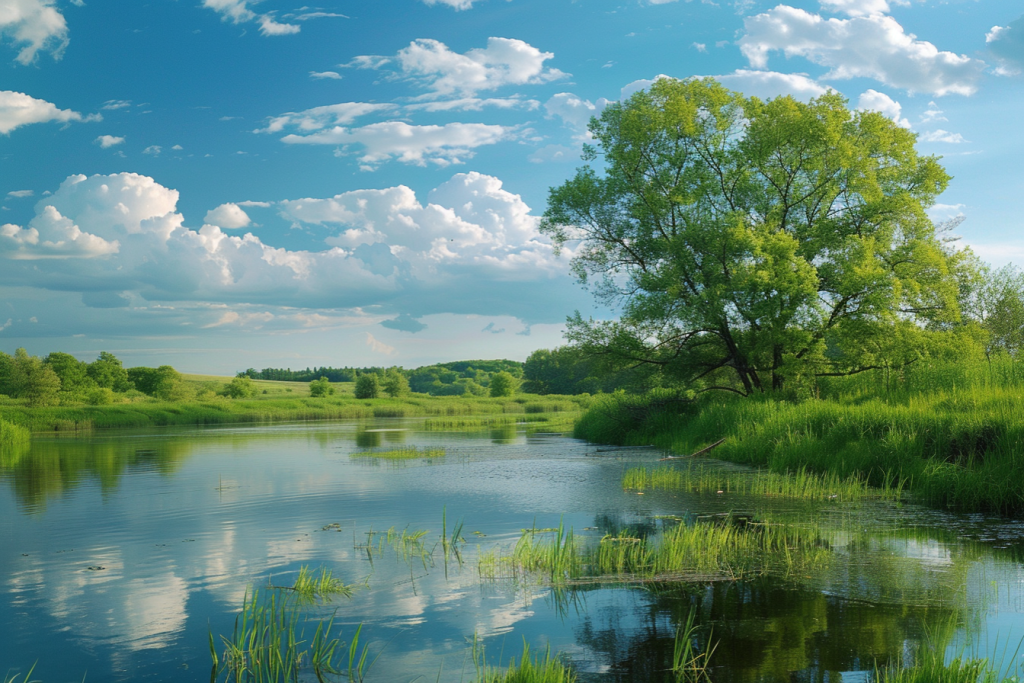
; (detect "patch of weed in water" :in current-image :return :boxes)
[350,446,445,460]
[268,565,354,603]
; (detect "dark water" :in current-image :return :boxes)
[3,420,1024,682]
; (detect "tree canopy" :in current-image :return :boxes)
[541,78,963,395]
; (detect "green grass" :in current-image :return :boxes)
[2,664,38,683]
[0,419,30,452]
[0,393,583,434]
[480,517,831,585]
[268,565,354,602]
[623,464,906,503]
[350,446,445,460]
[575,357,1024,515]
[476,642,577,683]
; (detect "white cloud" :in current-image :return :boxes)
[95,134,124,148]
[204,203,251,229]
[819,0,890,17]
[986,26,1008,44]
[620,71,832,102]
[309,71,342,80]
[987,17,1024,76]
[7,190,33,198]
[281,121,513,169]
[544,93,611,131]
[256,102,394,134]
[172,144,183,150]
[692,42,707,53]
[352,37,567,99]
[0,172,579,325]
[202,0,299,36]
[920,102,946,122]
[421,0,477,9]
[919,129,967,143]
[857,89,910,127]
[102,99,131,110]
[404,97,539,112]
[739,6,986,96]
[0,0,68,64]
[0,90,91,134]
[143,145,162,155]
[365,332,396,355]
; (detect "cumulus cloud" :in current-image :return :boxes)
[857,89,910,127]
[350,37,567,99]
[819,0,890,17]
[0,90,93,135]
[256,102,395,134]
[0,172,580,327]
[544,93,611,132]
[739,6,986,96]
[919,129,967,143]
[0,0,68,64]
[204,203,251,229]
[202,0,299,36]
[987,16,1024,75]
[421,0,478,9]
[281,121,513,169]
[309,71,342,80]
[95,134,124,148]
[620,71,832,102]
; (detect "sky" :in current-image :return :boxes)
[0,0,1023,373]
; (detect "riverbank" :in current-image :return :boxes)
[574,359,1024,515]
[0,393,587,434]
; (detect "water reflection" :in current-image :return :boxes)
[2,423,1024,683]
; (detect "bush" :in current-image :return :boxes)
[354,374,379,399]
[489,371,518,398]
[222,376,258,399]
[86,387,116,405]
[309,377,335,397]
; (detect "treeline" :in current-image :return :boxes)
[240,359,524,397]
[0,349,195,406]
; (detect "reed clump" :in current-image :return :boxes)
[268,565,353,602]
[476,642,577,683]
[480,517,830,585]
[0,419,30,450]
[350,446,445,460]
[575,357,1024,515]
[623,464,905,502]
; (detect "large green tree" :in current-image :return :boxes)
[542,78,961,395]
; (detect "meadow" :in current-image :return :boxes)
[575,357,1024,515]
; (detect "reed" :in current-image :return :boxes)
[268,565,353,602]
[0,419,30,450]
[481,517,831,585]
[673,607,716,683]
[575,358,1024,514]
[623,464,905,502]
[2,663,38,683]
[350,447,445,460]
[475,640,577,683]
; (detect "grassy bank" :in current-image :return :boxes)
[0,393,589,434]
[575,358,1024,515]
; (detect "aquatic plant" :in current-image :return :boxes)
[2,663,38,683]
[268,565,353,602]
[673,607,716,683]
[350,446,445,460]
[0,419,30,451]
[481,517,830,585]
[623,464,905,502]
[475,639,577,683]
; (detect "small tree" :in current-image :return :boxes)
[11,348,61,406]
[382,369,410,397]
[45,352,92,395]
[88,352,132,392]
[489,371,518,397]
[309,377,335,397]
[223,376,258,399]
[354,373,379,399]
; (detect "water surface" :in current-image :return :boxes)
[3,420,1024,682]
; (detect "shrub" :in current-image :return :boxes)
[354,374,379,399]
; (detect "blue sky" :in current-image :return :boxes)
[0,0,1022,373]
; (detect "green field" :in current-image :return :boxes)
[180,373,335,398]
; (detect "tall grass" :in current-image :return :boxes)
[481,517,831,585]
[475,641,577,683]
[0,393,586,434]
[576,358,1024,514]
[623,464,905,502]
[268,565,353,602]
[0,419,30,449]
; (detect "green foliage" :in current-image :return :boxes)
[0,351,12,396]
[0,418,30,450]
[575,357,1024,514]
[381,369,409,397]
[489,371,518,397]
[44,352,92,394]
[309,377,335,397]
[354,373,379,399]
[222,376,258,399]
[542,77,959,396]
[477,641,577,683]
[11,349,61,407]
[87,352,131,392]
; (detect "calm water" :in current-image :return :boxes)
[4,420,1024,682]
